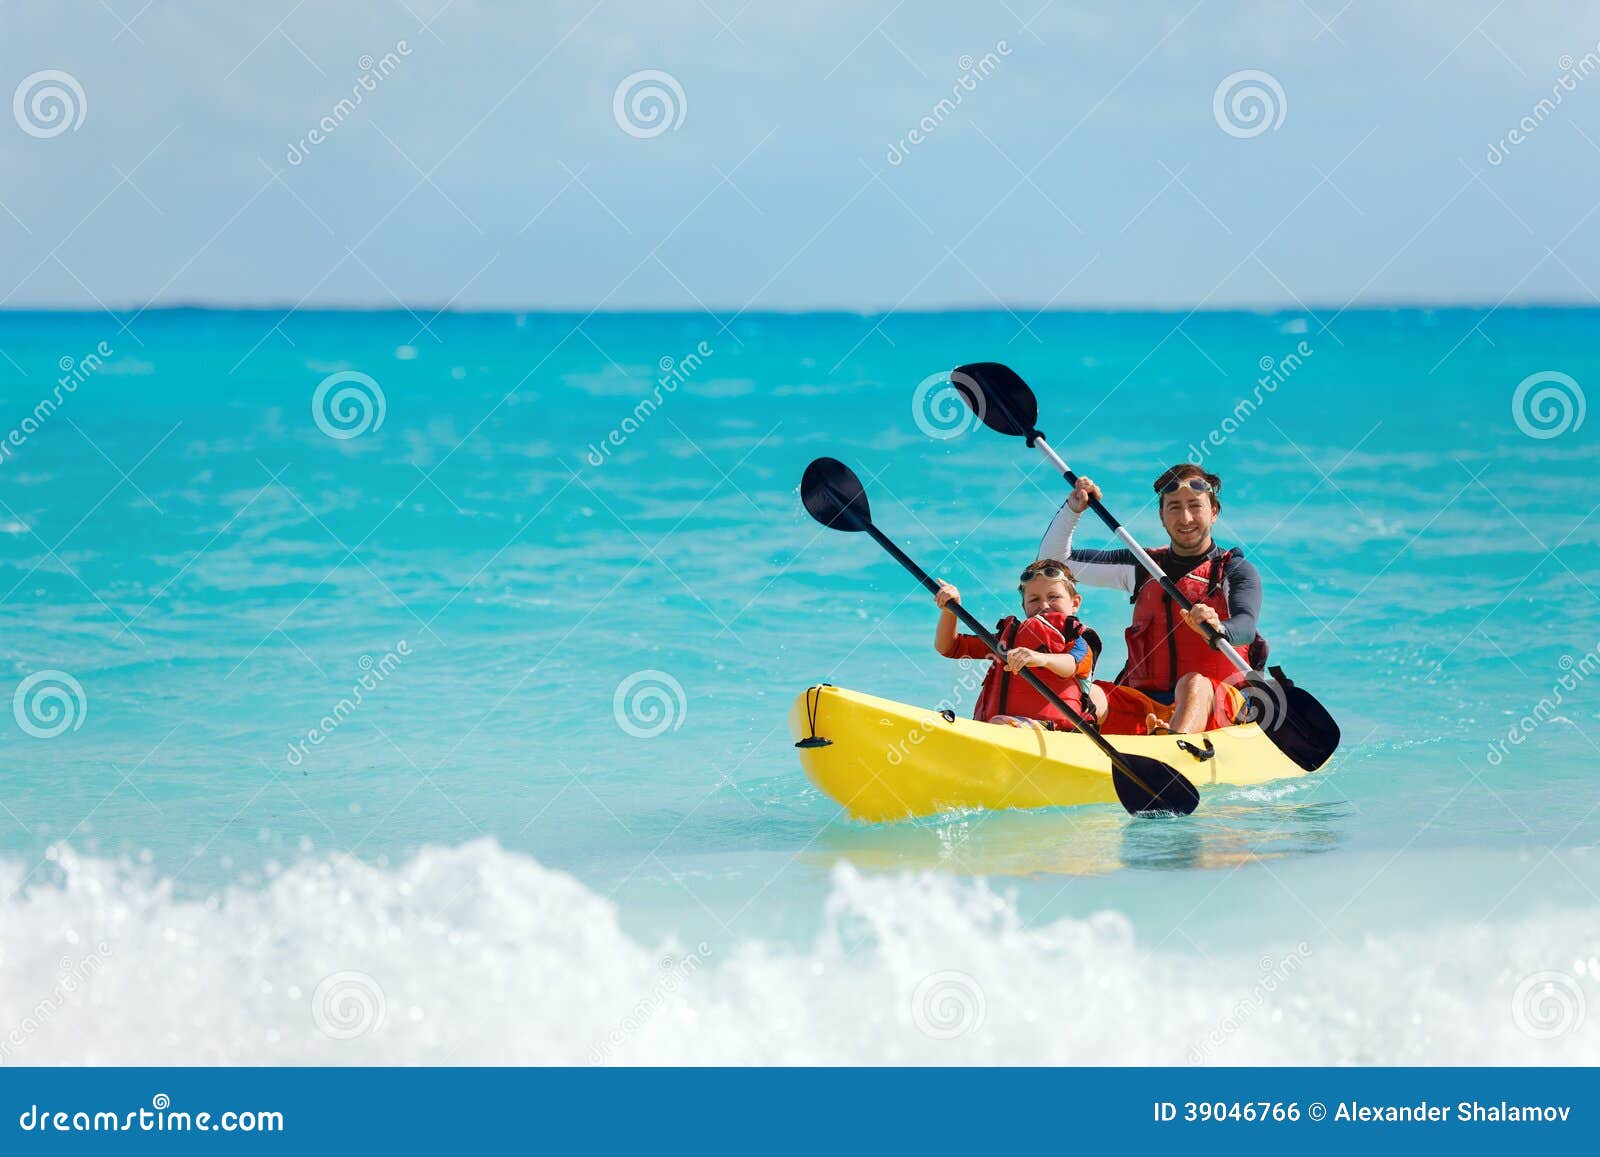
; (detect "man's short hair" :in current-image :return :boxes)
[1153,463,1222,511]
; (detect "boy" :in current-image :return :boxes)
[933,560,1109,730]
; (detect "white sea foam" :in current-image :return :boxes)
[1,840,1596,1065]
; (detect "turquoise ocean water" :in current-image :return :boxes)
[2,307,1598,1063]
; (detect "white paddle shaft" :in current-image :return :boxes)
[1031,435,1253,677]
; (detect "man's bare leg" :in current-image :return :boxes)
[1168,671,1216,734]
[1145,672,1215,734]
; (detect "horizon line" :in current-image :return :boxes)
[1,298,1597,317]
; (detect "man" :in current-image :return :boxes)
[1039,463,1263,735]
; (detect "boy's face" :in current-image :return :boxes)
[1021,577,1080,618]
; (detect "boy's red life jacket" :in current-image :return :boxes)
[1118,548,1267,693]
[971,612,1098,728]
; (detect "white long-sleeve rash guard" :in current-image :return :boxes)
[1038,502,1262,645]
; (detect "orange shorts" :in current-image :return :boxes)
[1096,678,1245,736]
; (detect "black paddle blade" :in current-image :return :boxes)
[1112,753,1201,816]
[1237,671,1341,772]
[951,362,1039,438]
[800,457,871,532]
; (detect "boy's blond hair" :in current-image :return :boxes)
[1018,558,1078,597]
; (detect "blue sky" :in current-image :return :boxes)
[3,0,1599,309]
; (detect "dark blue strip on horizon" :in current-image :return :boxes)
[0,1067,1593,1152]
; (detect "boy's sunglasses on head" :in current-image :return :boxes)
[1159,477,1218,496]
[1019,564,1071,582]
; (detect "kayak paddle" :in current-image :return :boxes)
[799,455,1200,816]
[949,361,1341,773]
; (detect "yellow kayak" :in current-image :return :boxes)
[789,684,1313,822]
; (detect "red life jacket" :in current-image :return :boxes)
[972,612,1098,728]
[1118,549,1266,693]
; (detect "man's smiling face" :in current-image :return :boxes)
[1161,488,1218,553]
